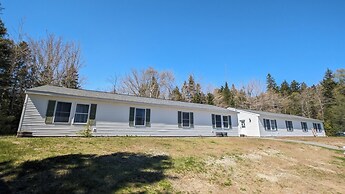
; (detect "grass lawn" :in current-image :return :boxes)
[0,136,344,193]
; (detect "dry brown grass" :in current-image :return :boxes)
[0,136,344,193]
[280,136,345,148]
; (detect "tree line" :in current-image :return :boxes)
[0,17,82,134]
[118,67,344,136]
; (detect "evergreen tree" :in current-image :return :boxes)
[0,18,16,134]
[221,82,235,107]
[330,86,345,134]
[191,83,205,104]
[290,80,300,93]
[320,69,337,135]
[321,69,337,106]
[206,92,214,105]
[266,73,278,92]
[322,69,344,135]
[170,86,183,101]
[181,81,189,101]
[280,80,291,96]
[62,64,80,89]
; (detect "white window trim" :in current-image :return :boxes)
[286,121,293,132]
[223,115,232,130]
[53,101,73,124]
[214,114,222,130]
[301,122,308,132]
[270,120,277,131]
[134,108,146,127]
[313,123,322,133]
[72,103,91,125]
[182,112,191,128]
[264,119,278,131]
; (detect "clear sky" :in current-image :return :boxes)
[2,0,345,91]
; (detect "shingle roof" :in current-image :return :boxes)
[27,85,232,112]
[229,108,322,122]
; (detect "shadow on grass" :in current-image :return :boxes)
[0,152,172,193]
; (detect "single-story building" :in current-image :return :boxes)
[228,108,325,137]
[17,85,239,137]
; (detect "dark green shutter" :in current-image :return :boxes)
[146,109,151,127]
[178,111,182,128]
[129,107,135,127]
[89,104,97,125]
[211,114,215,129]
[229,116,232,129]
[190,112,194,128]
[45,100,56,124]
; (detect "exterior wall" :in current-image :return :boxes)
[19,94,239,137]
[258,116,326,137]
[236,111,261,137]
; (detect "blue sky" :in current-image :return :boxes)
[2,0,345,91]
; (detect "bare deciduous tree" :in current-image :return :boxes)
[121,67,175,98]
[29,33,83,88]
[107,74,119,94]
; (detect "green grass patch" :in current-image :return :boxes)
[173,156,206,173]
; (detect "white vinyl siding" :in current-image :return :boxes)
[18,93,240,137]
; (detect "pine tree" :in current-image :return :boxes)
[62,64,80,89]
[206,92,214,105]
[321,69,337,135]
[266,73,278,92]
[321,69,337,106]
[170,86,183,101]
[290,80,300,93]
[221,82,235,107]
[280,80,291,96]
[0,18,16,134]
[191,83,205,104]
[181,81,189,101]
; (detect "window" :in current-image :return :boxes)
[178,111,194,128]
[129,107,151,127]
[74,104,90,124]
[301,122,308,132]
[317,123,322,132]
[54,102,72,123]
[240,120,246,128]
[313,123,322,133]
[285,120,293,132]
[182,112,190,127]
[223,116,232,129]
[211,114,222,129]
[263,119,271,130]
[264,119,277,131]
[271,120,277,130]
[135,108,146,126]
[215,115,222,128]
